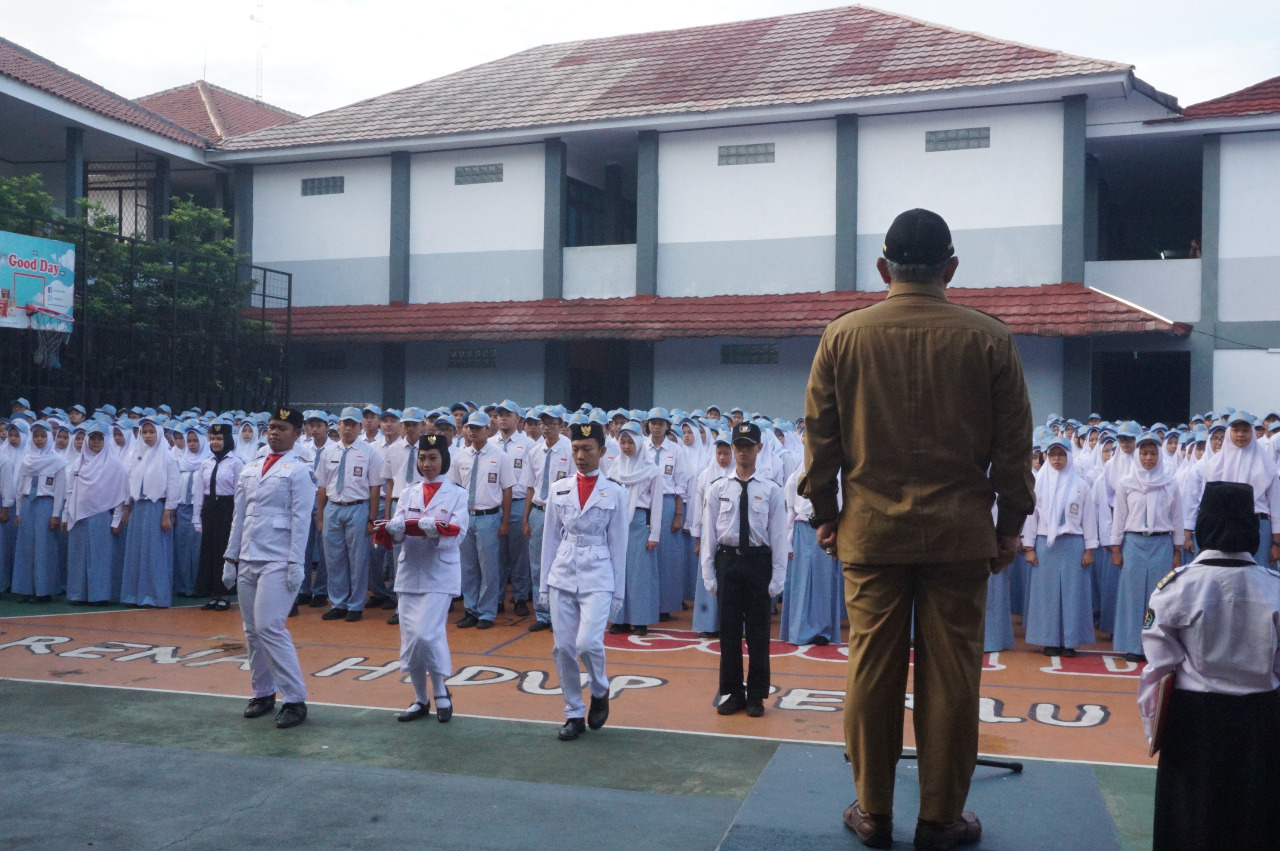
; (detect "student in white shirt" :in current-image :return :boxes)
[606,422,663,636]
[314,407,384,622]
[644,408,689,620]
[521,406,573,632]
[493,400,535,617]
[448,411,517,629]
[193,422,245,609]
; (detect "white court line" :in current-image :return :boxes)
[0,676,1154,769]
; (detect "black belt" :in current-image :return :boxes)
[469,507,501,516]
[717,543,771,557]
[331,499,367,506]
[531,504,545,512]
[636,508,650,522]
[1134,531,1171,537]
[1259,513,1271,521]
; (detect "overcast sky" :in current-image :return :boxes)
[3,1,1276,117]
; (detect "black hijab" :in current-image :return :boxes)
[1195,481,1260,555]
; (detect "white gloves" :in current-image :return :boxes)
[193,523,202,535]
[768,578,785,598]
[704,577,717,596]
[386,517,406,543]
[610,597,624,621]
[286,562,304,595]
[537,591,550,611]
[417,517,440,538]
[222,561,237,590]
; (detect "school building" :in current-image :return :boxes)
[3,7,1279,422]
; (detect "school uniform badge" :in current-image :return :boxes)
[1142,608,1155,630]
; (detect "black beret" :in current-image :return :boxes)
[270,407,304,428]
[569,422,604,445]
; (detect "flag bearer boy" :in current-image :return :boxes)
[539,422,628,741]
[701,422,788,717]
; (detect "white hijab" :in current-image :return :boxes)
[1200,424,1278,504]
[1034,441,1085,546]
[609,431,662,524]
[17,421,69,493]
[127,418,176,502]
[1120,439,1178,532]
[66,423,128,528]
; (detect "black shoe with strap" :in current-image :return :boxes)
[436,690,454,724]
[397,701,430,722]
[243,696,276,718]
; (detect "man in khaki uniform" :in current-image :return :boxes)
[801,209,1034,851]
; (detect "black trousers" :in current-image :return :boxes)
[193,495,235,598]
[715,545,773,701]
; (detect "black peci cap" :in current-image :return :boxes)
[271,407,305,428]
[883,208,955,265]
[569,422,605,445]
[1195,481,1260,554]
[731,422,761,446]
[417,433,451,475]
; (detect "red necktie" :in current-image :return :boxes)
[261,453,283,475]
[577,473,597,508]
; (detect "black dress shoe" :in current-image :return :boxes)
[288,602,299,617]
[699,632,719,640]
[381,598,397,610]
[717,694,747,716]
[321,607,348,621]
[658,613,672,622]
[1061,647,1078,658]
[513,600,530,617]
[558,717,586,741]
[386,612,400,625]
[456,614,479,628]
[436,691,453,723]
[367,594,388,609]
[746,700,765,717]
[476,619,494,630]
[200,600,217,610]
[496,602,505,614]
[587,695,609,730]
[344,609,363,622]
[276,702,307,728]
[244,696,276,718]
[608,623,630,634]
[806,635,830,647]
[296,594,312,605]
[1124,652,1147,663]
[397,701,430,722]
[309,595,328,608]
[528,620,551,632]
[631,625,649,636]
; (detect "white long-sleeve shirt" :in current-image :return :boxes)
[699,471,789,590]
[1111,479,1185,546]
[1022,475,1099,549]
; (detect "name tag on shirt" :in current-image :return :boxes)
[555,471,568,480]
[353,466,363,477]
[664,465,673,475]
[45,477,54,486]
[513,459,523,469]
[488,472,497,483]
[1069,503,1079,516]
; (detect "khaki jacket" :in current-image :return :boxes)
[800,282,1035,564]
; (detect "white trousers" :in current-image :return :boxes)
[398,591,453,677]
[550,587,611,719]
[238,560,307,704]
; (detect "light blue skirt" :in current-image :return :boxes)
[111,520,127,602]
[67,511,114,603]
[984,568,1015,652]
[617,511,660,626]
[11,495,58,596]
[1007,550,1029,618]
[172,503,201,596]
[0,510,16,592]
[120,499,174,608]
[655,494,684,614]
[780,524,844,645]
[1094,546,1121,635]
[1113,533,1174,655]
[1255,517,1273,569]
[1025,534,1095,650]
[692,556,719,633]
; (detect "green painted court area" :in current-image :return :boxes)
[0,679,1156,849]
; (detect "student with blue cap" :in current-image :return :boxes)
[314,407,385,622]
[173,424,212,598]
[521,405,574,632]
[11,420,69,603]
[493,400,535,618]
[449,410,517,629]
[120,416,181,608]
[62,421,127,604]
[781,458,844,647]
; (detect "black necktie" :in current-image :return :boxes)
[209,455,223,496]
[738,478,751,550]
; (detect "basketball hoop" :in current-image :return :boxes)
[25,304,72,369]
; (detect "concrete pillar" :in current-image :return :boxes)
[543,138,567,300]
[635,130,659,297]
[834,114,858,291]
[152,156,171,240]
[64,128,85,218]
[389,152,411,304]
[1061,95,1087,283]
[232,165,254,263]
[1190,135,1220,414]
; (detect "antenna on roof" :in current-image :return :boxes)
[250,0,268,101]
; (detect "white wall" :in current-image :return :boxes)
[253,157,391,306]
[287,342,383,409]
[656,121,836,297]
[858,102,1064,289]
[653,336,819,419]
[409,144,544,303]
[1218,131,1280,322]
[1214,349,1280,413]
[405,340,546,406]
[1085,259,1200,323]
[563,244,636,299]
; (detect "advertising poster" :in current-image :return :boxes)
[0,230,75,331]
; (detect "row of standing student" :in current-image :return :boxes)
[985,410,1279,660]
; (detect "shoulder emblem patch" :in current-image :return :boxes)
[1142,608,1156,630]
[1156,568,1181,591]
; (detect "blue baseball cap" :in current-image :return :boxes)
[339,406,362,423]
[465,411,491,428]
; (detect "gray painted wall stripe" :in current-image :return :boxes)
[635,130,659,298]
[1061,337,1092,416]
[834,114,858,292]
[1061,95,1086,283]
[389,152,411,304]
[1190,135,1220,413]
[382,342,406,409]
[543,138,567,300]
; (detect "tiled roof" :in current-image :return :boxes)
[1179,75,1280,120]
[0,36,208,147]
[261,283,1187,344]
[220,5,1128,151]
[136,81,300,142]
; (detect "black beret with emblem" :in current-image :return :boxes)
[418,433,451,475]
[731,422,761,446]
[569,422,604,445]
[271,406,304,428]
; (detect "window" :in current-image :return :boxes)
[721,344,778,365]
[454,164,503,185]
[925,127,990,152]
[718,143,775,166]
[311,349,347,370]
[301,176,344,196]
[448,348,497,369]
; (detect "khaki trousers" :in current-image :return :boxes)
[843,560,989,824]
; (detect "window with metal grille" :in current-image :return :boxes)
[718,144,775,166]
[925,127,991,152]
[301,176,344,196]
[312,349,347,370]
[721,344,779,365]
[454,164,504,185]
[448,348,497,369]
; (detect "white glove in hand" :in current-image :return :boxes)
[286,562,304,595]
[704,578,717,596]
[417,517,440,538]
[768,578,784,598]
[610,597,624,621]
[222,561,237,590]
[386,517,406,543]
[537,591,550,610]
[193,524,202,535]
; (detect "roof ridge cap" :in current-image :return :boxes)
[201,80,305,119]
[196,80,228,140]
